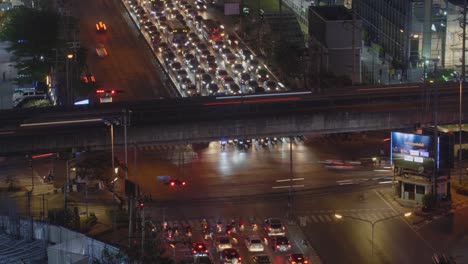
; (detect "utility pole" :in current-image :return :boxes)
[460,0,467,184]
[433,60,439,199]
[351,11,356,85]
[141,206,145,260]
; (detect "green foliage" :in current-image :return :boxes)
[422,193,437,210]
[21,99,53,108]
[0,6,59,57]
[92,247,127,264]
[76,152,114,183]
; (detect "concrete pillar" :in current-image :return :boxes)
[422,0,433,59]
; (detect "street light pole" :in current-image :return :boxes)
[65,53,73,106]
[460,79,463,184]
[335,212,412,262]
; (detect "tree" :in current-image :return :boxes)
[273,42,303,80]
[75,152,115,183]
[21,99,53,108]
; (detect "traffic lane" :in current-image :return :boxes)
[418,207,468,263]
[124,138,388,201]
[74,0,166,101]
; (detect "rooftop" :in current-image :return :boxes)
[311,6,355,21]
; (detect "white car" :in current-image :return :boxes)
[216,236,232,252]
[244,237,264,252]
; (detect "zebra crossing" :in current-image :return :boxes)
[148,208,399,229]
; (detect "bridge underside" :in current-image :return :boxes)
[0,108,459,155]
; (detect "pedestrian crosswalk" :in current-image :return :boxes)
[145,208,400,229]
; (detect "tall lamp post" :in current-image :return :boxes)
[334,212,412,262]
[65,53,74,106]
[104,118,121,231]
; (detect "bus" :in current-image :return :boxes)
[200,19,224,42]
[165,20,190,48]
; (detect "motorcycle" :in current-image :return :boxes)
[239,219,245,232]
[216,221,223,233]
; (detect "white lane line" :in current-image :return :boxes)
[276,178,305,182]
[272,184,305,189]
[310,215,319,223]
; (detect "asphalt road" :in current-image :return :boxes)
[72,0,168,102]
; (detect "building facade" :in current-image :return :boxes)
[308,5,362,83]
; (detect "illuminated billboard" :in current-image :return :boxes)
[391,132,434,176]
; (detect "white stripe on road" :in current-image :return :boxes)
[272,185,305,189]
[310,215,319,223]
[276,178,305,182]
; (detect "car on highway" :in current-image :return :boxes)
[206,82,220,95]
[220,248,241,264]
[163,51,177,65]
[146,25,158,35]
[238,49,253,61]
[176,69,188,81]
[199,49,211,60]
[186,84,198,96]
[223,53,237,65]
[179,77,192,88]
[225,34,239,46]
[219,47,232,55]
[95,44,108,57]
[196,43,208,53]
[222,76,235,86]
[96,21,107,33]
[128,0,138,10]
[245,237,264,252]
[250,255,271,264]
[231,63,244,75]
[247,80,259,91]
[270,236,291,252]
[142,21,153,29]
[238,72,251,85]
[263,80,278,92]
[157,42,170,53]
[192,242,208,256]
[201,73,212,86]
[256,68,269,82]
[208,62,218,73]
[215,236,232,252]
[212,40,225,50]
[188,58,199,70]
[195,68,206,78]
[216,69,229,81]
[264,218,285,236]
[170,61,183,71]
[248,59,261,71]
[287,254,309,264]
[195,0,207,10]
[205,55,216,64]
[225,83,241,94]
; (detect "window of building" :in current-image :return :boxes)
[416,185,425,195]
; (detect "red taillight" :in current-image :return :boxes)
[181,181,186,186]
[192,250,196,253]
[268,227,272,231]
[170,181,176,187]
[110,90,115,94]
[282,226,286,230]
[96,89,105,94]
[238,257,242,261]
[276,245,280,248]
[304,260,309,264]
[198,245,202,249]
[288,245,291,247]
[205,250,208,253]
[292,262,296,264]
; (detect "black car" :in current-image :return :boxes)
[220,248,241,264]
[206,82,219,94]
[192,242,208,256]
[201,73,213,85]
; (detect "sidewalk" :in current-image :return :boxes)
[377,186,468,231]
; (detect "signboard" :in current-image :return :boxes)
[391,132,434,176]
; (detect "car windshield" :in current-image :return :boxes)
[219,238,230,244]
[251,239,262,244]
[270,223,282,228]
[276,237,289,244]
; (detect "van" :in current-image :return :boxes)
[13,90,47,106]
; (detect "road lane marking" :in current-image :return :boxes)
[272,185,305,189]
[311,215,318,223]
[276,178,305,182]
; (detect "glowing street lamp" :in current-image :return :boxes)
[334,212,412,262]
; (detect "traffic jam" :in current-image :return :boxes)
[125,0,286,98]
[156,217,310,264]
